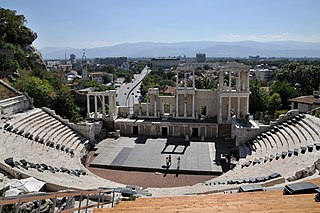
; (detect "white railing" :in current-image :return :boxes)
[0,188,116,213]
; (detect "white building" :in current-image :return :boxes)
[289,89,320,112]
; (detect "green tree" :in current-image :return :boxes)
[270,81,298,110]
[83,80,101,88]
[83,80,114,91]
[53,85,81,123]
[268,93,282,113]
[0,8,40,72]
[0,8,37,47]
[249,80,268,114]
[105,64,116,74]
[274,63,320,95]
[102,75,112,84]
[14,75,55,107]
[0,8,85,123]
[124,74,132,83]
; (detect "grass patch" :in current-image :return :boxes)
[0,80,16,100]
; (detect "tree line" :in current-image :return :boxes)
[0,8,82,122]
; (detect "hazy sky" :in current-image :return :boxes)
[2,0,320,48]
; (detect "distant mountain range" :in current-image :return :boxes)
[40,40,320,59]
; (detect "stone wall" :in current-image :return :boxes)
[195,90,217,118]
[233,120,269,146]
[114,119,219,138]
[234,110,300,146]
[118,106,130,118]
[0,80,31,116]
[0,95,30,116]
[270,109,299,125]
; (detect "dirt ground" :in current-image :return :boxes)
[88,167,216,188]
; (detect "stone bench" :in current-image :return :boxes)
[301,118,320,140]
[6,108,42,127]
[15,112,49,134]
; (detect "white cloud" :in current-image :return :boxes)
[227,34,242,40]
[247,33,294,41]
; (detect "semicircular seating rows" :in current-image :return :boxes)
[0,108,123,190]
[205,113,320,187]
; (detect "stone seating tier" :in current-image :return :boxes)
[3,108,88,157]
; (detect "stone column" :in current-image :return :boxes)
[175,70,179,117]
[176,93,179,118]
[94,95,98,119]
[237,97,240,118]
[246,97,249,114]
[228,97,231,121]
[216,126,218,138]
[192,93,195,118]
[218,97,222,123]
[237,70,241,91]
[154,99,157,118]
[184,94,187,117]
[113,94,117,116]
[246,70,250,91]
[219,70,224,91]
[86,94,90,118]
[109,95,114,116]
[192,69,195,88]
[205,126,207,138]
[176,69,179,87]
[102,95,106,118]
[146,95,149,116]
[228,71,232,90]
[172,125,175,137]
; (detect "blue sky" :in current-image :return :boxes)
[2,0,320,48]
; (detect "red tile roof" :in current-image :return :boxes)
[288,95,320,105]
[161,86,176,95]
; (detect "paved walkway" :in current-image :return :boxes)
[90,137,228,174]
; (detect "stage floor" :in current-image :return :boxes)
[90,137,229,174]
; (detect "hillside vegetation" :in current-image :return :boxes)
[0,8,82,122]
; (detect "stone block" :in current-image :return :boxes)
[4,157,14,167]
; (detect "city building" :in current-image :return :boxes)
[249,64,277,81]
[178,62,219,70]
[94,57,128,67]
[151,57,180,69]
[46,60,72,72]
[196,53,206,63]
[89,72,113,84]
[288,89,320,112]
[66,70,81,82]
[81,49,88,79]
[70,54,76,64]
[94,57,129,70]
[250,68,272,81]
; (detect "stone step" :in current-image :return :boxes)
[300,120,318,141]
[6,108,42,126]
[238,145,247,159]
[284,126,300,146]
[302,118,320,140]
[21,114,52,134]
